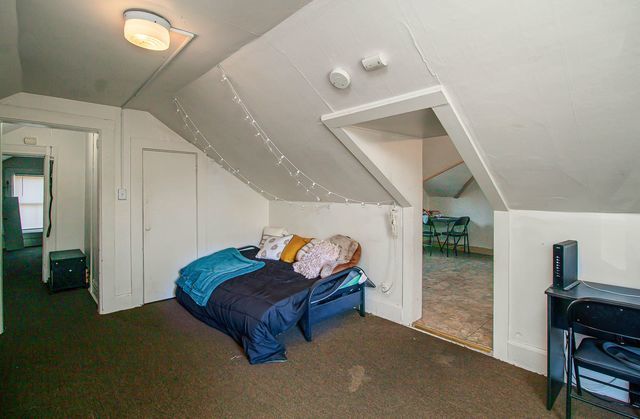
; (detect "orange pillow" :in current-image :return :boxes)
[280,235,311,263]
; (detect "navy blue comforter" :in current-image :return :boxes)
[175,248,322,364]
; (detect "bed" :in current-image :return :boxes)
[175,246,374,364]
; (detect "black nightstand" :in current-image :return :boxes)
[49,249,87,293]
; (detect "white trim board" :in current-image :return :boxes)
[321,86,507,211]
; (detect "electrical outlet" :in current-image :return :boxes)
[117,188,128,200]
[380,282,392,293]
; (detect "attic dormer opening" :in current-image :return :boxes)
[322,85,504,353]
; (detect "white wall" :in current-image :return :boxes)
[496,210,640,373]
[2,125,87,252]
[270,202,404,320]
[0,93,268,316]
[270,126,423,324]
[426,181,494,250]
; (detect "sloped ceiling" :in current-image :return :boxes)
[423,135,463,181]
[2,123,22,136]
[0,0,309,108]
[424,163,472,198]
[357,109,446,139]
[2,0,640,212]
[164,0,640,212]
[0,0,21,99]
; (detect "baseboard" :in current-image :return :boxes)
[469,246,493,256]
[365,297,404,324]
[423,243,493,256]
[507,340,546,375]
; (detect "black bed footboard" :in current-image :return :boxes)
[300,267,375,342]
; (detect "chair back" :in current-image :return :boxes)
[450,216,470,233]
[567,298,640,344]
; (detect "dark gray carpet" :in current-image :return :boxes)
[1,247,612,417]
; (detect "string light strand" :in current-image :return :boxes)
[175,97,393,207]
[217,66,394,207]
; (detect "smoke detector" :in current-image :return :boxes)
[329,68,351,89]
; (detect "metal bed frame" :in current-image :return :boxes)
[239,245,375,342]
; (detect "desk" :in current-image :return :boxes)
[545,281,640,410]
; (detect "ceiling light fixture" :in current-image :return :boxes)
[123,10,171,51]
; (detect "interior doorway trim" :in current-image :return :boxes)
[0,103,111,324]
[321,85,506,211]
[1,144,54,284]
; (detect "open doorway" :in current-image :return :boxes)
[418,134,494,351]
[355,110,494,351]
[322,86,506,356]
[1,121,100,328]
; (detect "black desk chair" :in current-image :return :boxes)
[442,216,470,257]
[422,218,441,256]
[566,298,640,418]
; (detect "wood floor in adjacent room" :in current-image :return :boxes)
[415,249,493,351]
[0,247,610,417]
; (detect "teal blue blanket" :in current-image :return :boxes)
[176,248,265,306]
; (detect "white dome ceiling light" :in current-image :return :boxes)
[123,10,171,51]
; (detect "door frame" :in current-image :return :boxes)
[141,148,198,303]
[0,104,109,331]
[130,136,207,307]
[1,144,53,282]
[321,85,509,360]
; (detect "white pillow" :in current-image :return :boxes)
[259,226,288,246]
[257,235,293,260]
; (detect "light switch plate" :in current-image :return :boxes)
[117,188,128,200]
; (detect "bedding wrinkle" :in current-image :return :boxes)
[176,248,265,306]
[176,248,318,364]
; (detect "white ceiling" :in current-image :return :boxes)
[3,0,640,212]
[424,163,472,197]
[0,0,309,109]
[1,123,21,135]
[0,1,21,99]
[356,109,446,139]
[422,135,462,180]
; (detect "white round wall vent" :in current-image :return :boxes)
[329,68,351,89]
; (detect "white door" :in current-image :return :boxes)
[143,150,197,303]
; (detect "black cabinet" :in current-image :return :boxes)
[49,249,87,293]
